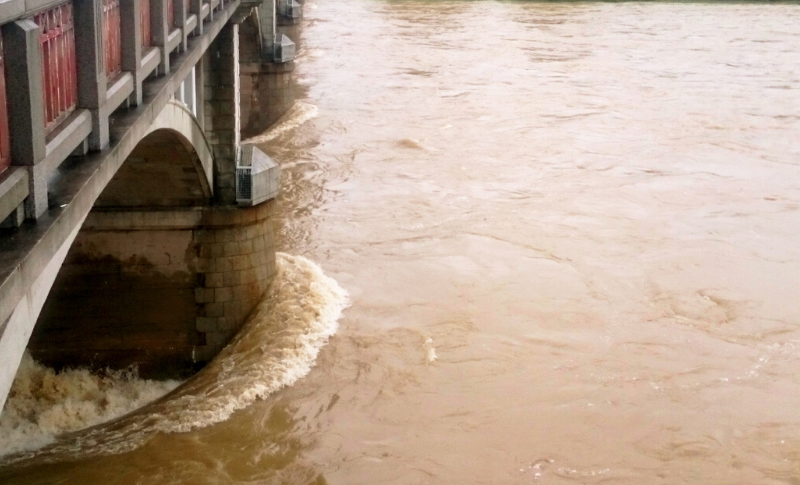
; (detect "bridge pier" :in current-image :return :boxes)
[29,203,277,377]
[0,0,303,411]
[239,13,295,138]
[204,22,241,205]
[239,2,295,138]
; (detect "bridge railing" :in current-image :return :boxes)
[141,0,152,49]
[103,0,122,79]
[0,0,231,226]
[35,3,78,134]
[167,0,175,28]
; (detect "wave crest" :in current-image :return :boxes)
[0,252,348,463]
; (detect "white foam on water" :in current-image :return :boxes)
[143,252,348,434]
[0,356,180,458]
[0,253,348,463]
[423,338,438,364]
[242,102,319,145]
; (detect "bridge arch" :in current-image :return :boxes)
[24,99,224,379]
[98,101,214,208]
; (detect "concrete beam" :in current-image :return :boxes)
[0,168,29,225]
[0,215,85,413]
[204,22,240,205]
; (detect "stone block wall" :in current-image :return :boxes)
[204,23,241,205]
[193,202,277,361]
[28,203,278,378]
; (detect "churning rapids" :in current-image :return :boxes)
[0,253,348,466]
[3,1,800,484]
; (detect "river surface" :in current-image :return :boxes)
[2,1,800,483]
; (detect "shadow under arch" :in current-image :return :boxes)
[98,101,214,208]
[25,101,220,379]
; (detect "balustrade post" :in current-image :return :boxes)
[2,20,47,218]
[121,0,144,105]
[174,0,187,52]
[191,0,203,36]
[151,0,170,75]
[74,0,109,150]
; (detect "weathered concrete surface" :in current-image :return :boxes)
[204,22,241,205]
[30,229,201,378]
[97,102,214,208]
[239,15,296,138]
[0,215,86,413]
[28,202,278,377]
[239,60,295,138]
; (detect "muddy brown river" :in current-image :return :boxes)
[2,1,800,483]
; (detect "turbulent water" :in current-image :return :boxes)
[0,254,347,468]
[0,355,181,458]
[3,1,800,483]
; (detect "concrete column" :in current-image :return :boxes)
[257,0,275,60]
[190,0,203,35]
[2,20,47,218]
[121,0,144,105]
[151,0,170,75]
[204,23,240,205]
[194,54,205,131]
[184,67,196,115]
[174,0,188,52]
[74,0,109,151]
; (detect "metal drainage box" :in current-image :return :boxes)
[281,0,302,19]
[274,34,296,63]
[236,145,281,206]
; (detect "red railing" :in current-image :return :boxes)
[167,0,174,28]
[141,0,151,48]
[102,0,121,79]
[35,2,78,134]
[0,35,10,175]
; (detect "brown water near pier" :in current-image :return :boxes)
[2,1,800,483]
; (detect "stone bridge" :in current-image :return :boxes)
[0,0,303,410]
